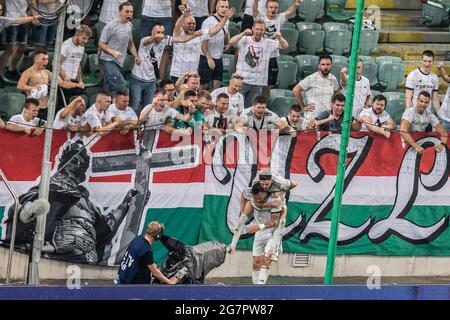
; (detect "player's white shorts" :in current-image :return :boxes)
[252,236,283,257]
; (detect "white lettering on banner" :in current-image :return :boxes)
[366,265,381,290]
[66,265,81,290]
[299,134,373,243]
[368,136,449,243]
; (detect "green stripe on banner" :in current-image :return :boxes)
[142,207,203,265]
[200,196,450,256]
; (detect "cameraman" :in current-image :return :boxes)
[117,221,178,285]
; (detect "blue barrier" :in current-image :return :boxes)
[1,285,450,300]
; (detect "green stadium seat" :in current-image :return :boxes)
[371,90,382,98]
[377,58,405,91]
[280,28,299,55]
[295,54,319,80]
[282,21,296,29]
[0,92,26,121]
[271,88,294,99]
[359,55,378,87]
[226,26,241,53]
[83,54,101,88]
[222,53,236,86]
[270,96,297,117]
[276,61,298,89]
[323,22,352,55]
[277,54,295,63]
[85,86,102,107]
[0,86,19,94]
[298,0,325,22]
[279,0,294,13]
[359,29,380,56]
[376,56,403,65]
[330,55,348,84]
[420,0,450,26]
[80,52,89,73]
[384,92,406,125]
[228,0,245,19]
[296,22,325,54]
[325,0,352,22]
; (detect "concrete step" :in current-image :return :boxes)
[346,0,422,10]
[377,10,423,27]
[379,27,450,43]
[375,43,450,61]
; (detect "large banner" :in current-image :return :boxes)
[0,129,449,266]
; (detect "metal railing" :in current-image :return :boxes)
[0,168,20,284]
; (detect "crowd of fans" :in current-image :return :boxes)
[0,0,448,152]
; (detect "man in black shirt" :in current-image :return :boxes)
[118,221,178,284]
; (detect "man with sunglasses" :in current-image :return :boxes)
[359,94,395,139]
[211,73,245,115]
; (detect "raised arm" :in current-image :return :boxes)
[229,29,252,47]
[208,8,236,37]
[284,0,303,18]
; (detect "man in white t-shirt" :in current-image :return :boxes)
[238,95,279,131]
[405,50,440,113]
[340,59,372,117]
[254,0,302,97]
[106,90,139,135]
[6,98,45,136]
[170,7,235,81]
[53,96,88,133]
[138,88,192,134]
[437,62,450,131]
[359,94,395,139]
[400,91,447,154]
[211,73,245,115]
[85,91,122,137]
[274,105,308,136]
[98,0,127,36]
[130,23,203,114]
[198,0,231,90]
[292,54,340,119]
[230,20,288,108]
[204,92,241,131]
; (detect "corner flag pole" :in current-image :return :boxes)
[324,0,366,285]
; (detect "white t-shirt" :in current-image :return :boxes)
[53,109,87,130]
[204,108,239,129]
[244,0,267,16]
[7,114,45,128]
[0,16,15,32]
[440,85,450,122]
[402,107,440,132]
[141,104,178,130]
[280,115,307,131]
[210,87,244,115]
[341,76,371,117]
[132,36,172,82]
[258,13,286,58]
[359,108,392,132]
[200,16,229,60]
[5,0,28,21]
[99,0,127,24]
[299,72,339,118]
[170,29,210,78]
[188,0,209,18]
[99,19,133,67]
[241,107,279,129]
[106,104,138,122]
[142,0,172,18]
[235,36,279,86]
[60,38,85,80]
[405,68,439,109]
[85,104,107,130]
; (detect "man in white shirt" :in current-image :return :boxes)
[85,91,122,137]
[204,92,241,131]
[198,0,231,90]
[405,50,440,113]
[292,54,340,120]
[275,105,308,136]
[230,20,288,108]
[437,62,450,131]
[211,73,244,115]
[340,58,372,117]
[400,91,447,154]
[53,96,88,133]
[238,95,279,131]
[106,90,139,135]
[170,7,235,81]
[99,2,140,97]
[130,23,203,114]
[6,98,45,136]
[359,94,395,139]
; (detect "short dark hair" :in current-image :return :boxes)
[184,90,197,99]
[24,98,40,109]
[418,91,431,99]
[289,105,302,113]
[154,88,167,96]
[198,90,212,100]
[116,89,129,97]
[98,90,112,97]
[251,183,266,195]
[422,50,434,59]
[159,80,174,88]
[119,1,133,11]
[152,22,165,31]
[319,54,333,64]
[216,93,229,101]
[331,93,346,104]
[34,48,48,58]
[253,95,267,105]
[373,94,387,105]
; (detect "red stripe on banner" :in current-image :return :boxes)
[89,174,132,182]
[89,131,135,152]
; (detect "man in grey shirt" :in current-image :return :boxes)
[99,1,140,97]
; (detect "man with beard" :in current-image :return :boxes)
[310,94,361,132]
[3,140,139,264]
[53,96,87,133]
[359,94,396,139]
[292,54,340,120]
[237,95,279,131]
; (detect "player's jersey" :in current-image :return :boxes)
[248,193,282,240]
